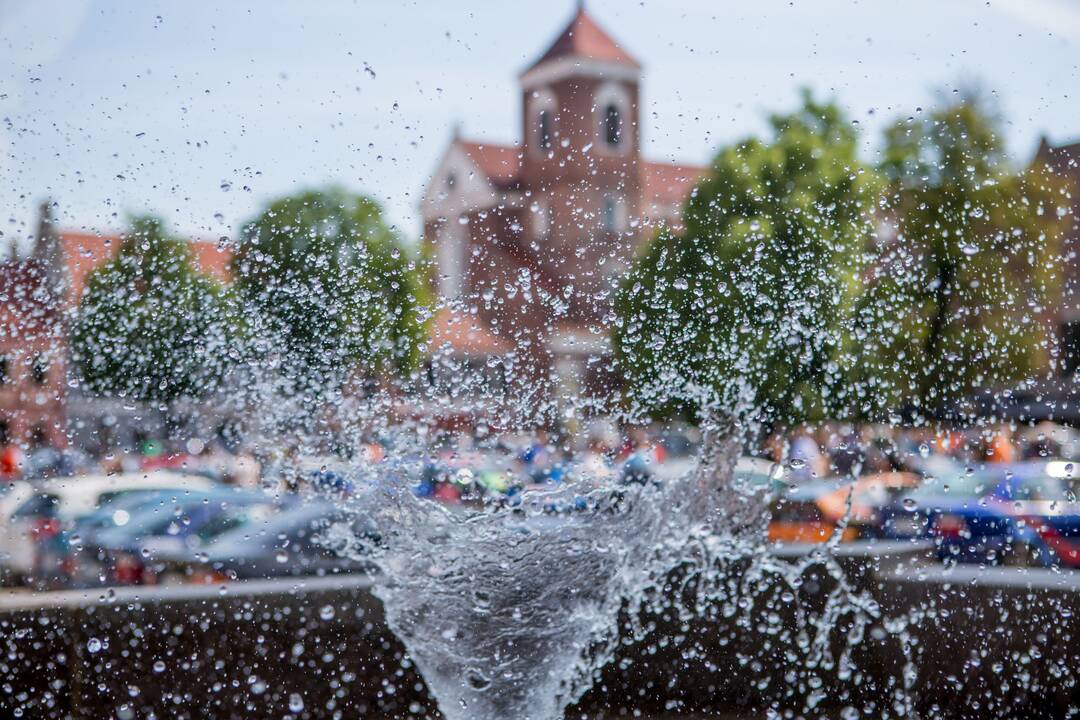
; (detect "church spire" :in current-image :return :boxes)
[521,1,641,74]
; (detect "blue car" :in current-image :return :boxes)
[76,489,284,585]
[883,460,1080,567]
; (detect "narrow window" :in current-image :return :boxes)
[602,195,619,232]
[538,110,552,151]
[534,200,551,240]
[1063,322,1080,375]
[31,355,48,386]
[604,105,621,146]
[30,425,47,449]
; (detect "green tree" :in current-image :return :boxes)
[72,215,239,405]
[233,188,427,395]
[864,95,1070,415]
[614,91,883,425]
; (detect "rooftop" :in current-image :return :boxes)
[524,4,640,73]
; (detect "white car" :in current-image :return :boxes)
[0,471,214,582]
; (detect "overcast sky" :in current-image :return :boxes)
[1,0,1078,250]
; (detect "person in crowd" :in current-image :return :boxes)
[619,426,659,485]
[827,424,864,477]
[763,432,786,465]
[580,425,616,486]
[789,425,827,481]
[983,425,1018,464]
[0,443,24,481]
[30,496,69,590]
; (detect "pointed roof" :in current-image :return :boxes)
[456,139,522,189]
[525,4,640,73]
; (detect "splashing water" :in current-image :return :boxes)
[317,417,903,720]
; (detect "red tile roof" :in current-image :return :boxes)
[641,160,708,207]
[456,140,522,189]
[1036,138,1080,171]
[191,241,233,284]
[526,6,640,72]
[429,307,514,358]
[58,231,118,304]
[56,231,233,302]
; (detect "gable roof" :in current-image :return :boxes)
[1036,137,1080,171]
[525,6,640,73]
[456,140,522,190]
[53,230,233,304]
[641,160,708,207]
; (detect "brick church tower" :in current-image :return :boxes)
[421,3,706,421]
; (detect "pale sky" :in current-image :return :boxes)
[1,0,1078,250]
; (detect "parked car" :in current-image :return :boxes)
[880,466,989,542]
[768,472,920,545]
[0,471,213,584]
[733,457,780,493]
[884,460,1080,567]
[75,488,282,586]
[154,501,372,583]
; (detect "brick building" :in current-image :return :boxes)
[1036,138,1080,375]
[0,206,232,451]
[0,260,66,448]
[421,4,706,414]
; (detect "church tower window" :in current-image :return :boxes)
[538,110,553,150]
[604,105,621,146]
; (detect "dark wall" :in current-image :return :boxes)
[1,553,1078,719]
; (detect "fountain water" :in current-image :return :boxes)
[312,414,899,720]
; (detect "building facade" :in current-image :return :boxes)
[421,5,706,416]
[0,205,232,452]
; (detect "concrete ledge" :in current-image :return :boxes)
[0,553,1077,719]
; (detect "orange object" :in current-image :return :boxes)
[768,521,858,544]
[0,446,23,478]
[986,434,1017,464]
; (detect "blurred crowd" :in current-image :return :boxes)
[0,437,261,487]
[761,421,1076,482]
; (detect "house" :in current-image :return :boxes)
[1035,138,1080,374]
[0,204,233,451]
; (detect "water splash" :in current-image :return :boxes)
[315,415,911,720]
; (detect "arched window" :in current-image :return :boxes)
[604,104,621,146]
[538,110,552,150]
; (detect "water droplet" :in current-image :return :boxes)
[289,693,305,712]
[319,605,335,621]
[465,668,491,691]
[86,638,102,654]
[153,660,166,673]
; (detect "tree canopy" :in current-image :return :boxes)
[862,96,1070,415]
[71,215,239,405]
[615,91,1072,426]
[614,92,882,425]
[233,188,428,395]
